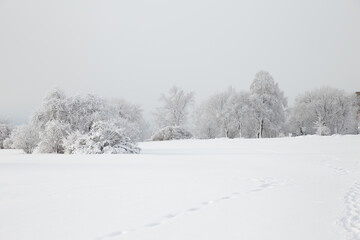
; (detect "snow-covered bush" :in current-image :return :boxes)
[0,120,12,149]
[63,121,140,154]
[151,126,192,141]
[9,125,39,154]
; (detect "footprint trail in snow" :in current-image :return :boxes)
[341,182,360,240]
[97,178,287,240]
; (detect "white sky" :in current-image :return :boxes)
[1,0,360,124]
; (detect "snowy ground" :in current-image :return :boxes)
[0,136,360,240]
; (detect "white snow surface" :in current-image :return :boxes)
[0,135,360,240]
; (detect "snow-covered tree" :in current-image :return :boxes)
[2,138,13,149]
[192,87,234,138]
[227,91,251,138]
[12,88,143,154]
[192,88,253,139]
[0,120,12,149]
[289,87,357,136]
[111,98,149,141]
[191,102,218,139]
[63,120,140,154]
[151,126,192,141]
[9,125,39,154]
[287,92,316,135]
[65,94,113,133]
[31,88,68,131]
[249,71,287,138]
[29,90,115,153]
[35,120,70,153]
[313,116,331,136]
[192,73,287,139]
[207,87,238,138]
[154,86,194,129]
[62,131,83,154]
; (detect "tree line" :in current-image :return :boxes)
[155,71,358,139]
[0,71,359,154]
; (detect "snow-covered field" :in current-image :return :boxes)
[0,136,360,240]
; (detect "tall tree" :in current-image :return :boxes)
[154,86,194,129]
[249,71,287,138]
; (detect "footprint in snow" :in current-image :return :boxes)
[187,207,201,212]
[164,214,176,219]
[107,232,123,237]
[145,222,161,228]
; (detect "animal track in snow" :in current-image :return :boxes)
[341,182,360,240]
[96,178,287,240]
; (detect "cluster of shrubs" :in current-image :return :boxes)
[151,126,192,141]
[1,89,145,154]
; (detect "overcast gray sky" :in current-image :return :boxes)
[1,0,360,124]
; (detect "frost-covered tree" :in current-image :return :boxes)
[29,88,69,151]
[191,101,218,139]
[192,88,252,139]
[31,88,68,131]
[2,138,13,149]
[111,98,149,141]
[63,120,140,154]
[202,87,240,138]
[249,71,287,138]
[192,73,287,139]
[9,125,39,154]
[11,88,143,154]
[0,120,12,149]
[65,94,113,133]
[227,91,251,138]
[32,90,113,134]
[287,92,316,135]
[154,86,194,129]
[208,87,238,138]
[289,87,357,135]
[313,116,331,136]
[35,120,70,153]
